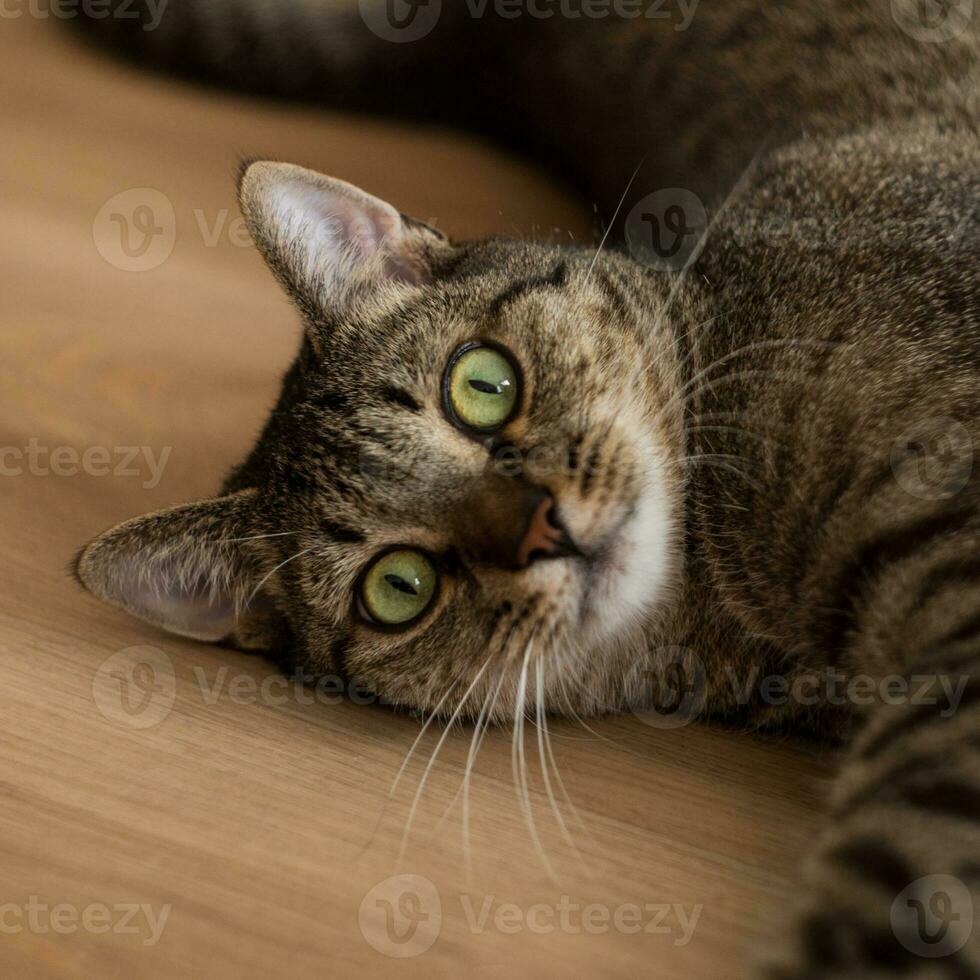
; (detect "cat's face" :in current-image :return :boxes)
[76,163,685,720]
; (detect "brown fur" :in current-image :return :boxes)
[73,3,980,976]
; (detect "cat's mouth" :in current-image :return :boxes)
[576,508,636,631]
[591,502,638,575]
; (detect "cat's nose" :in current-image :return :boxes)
[456,475,578,570]
[516,494,571,568]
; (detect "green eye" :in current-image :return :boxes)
[360,549,437,626]
[446,344,519,432]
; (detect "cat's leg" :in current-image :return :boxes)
[769,634,980,977]
[750,464,980,976]
[683,138,980,976]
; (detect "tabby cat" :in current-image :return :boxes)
[73,1,979,975]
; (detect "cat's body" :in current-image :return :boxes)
[74,2,979,976]
[75,1,979,210]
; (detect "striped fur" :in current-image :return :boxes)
[73,3,980,976]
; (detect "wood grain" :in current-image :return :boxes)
[0,16,836,979]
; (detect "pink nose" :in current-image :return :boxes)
[516,495,566,568]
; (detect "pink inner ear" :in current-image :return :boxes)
[143,589,237,643]
[272,175,420,285]
[341,200,402,252]
[117,556,238,643]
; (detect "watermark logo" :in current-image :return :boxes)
[891,0,974,43]
[890,417,973,500]
[631,646,707,729]
[358,874,442,958]
[625,188,707,272]
[891,874,973,957]
[93,646,176,729]
[359,0,442,42]
[93,188,176,272]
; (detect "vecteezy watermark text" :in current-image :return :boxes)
[631,647,971,729]
[0,897,171,946]
[0,439,171,489]
[0,0,168,30]
[727,666,968,718]
[359,0,698,42]
[194,665,391,709]
[93,646,397,730]
[358,874,703,957]
[458,894,702,941]
[463,0,698,29]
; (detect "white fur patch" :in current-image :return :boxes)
[585,438,678,646]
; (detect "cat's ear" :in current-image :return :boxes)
[238,160,449,319]
[74,489,275,644]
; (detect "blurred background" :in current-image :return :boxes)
[0,12,832,979]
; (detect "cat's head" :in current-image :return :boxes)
[76,162,685,719]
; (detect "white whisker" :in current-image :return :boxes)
[428,668,501,838]
[356,672,465,858]
[243,547,312,610]
[536,658,586,868]
[219,529,301,544]
[397,658,493,865]
[585,154,647,281]
[512,636,557,881]
[677,338,844,402]
[462,671,507,883]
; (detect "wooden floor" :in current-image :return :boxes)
[0,16,836,979]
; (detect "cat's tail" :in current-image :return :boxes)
[72,0,490,125]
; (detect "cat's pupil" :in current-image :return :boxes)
[469,378,503,395]
[384,573,417,596]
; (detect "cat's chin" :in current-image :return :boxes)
[577,461,678,647]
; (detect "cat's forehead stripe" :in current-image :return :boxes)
[379,385,422,413]
[593,269,633,325]
[487,261,569,317]
[320,519,365,545]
